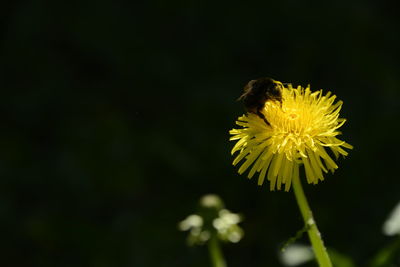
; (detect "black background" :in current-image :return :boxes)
[1,0,400,266]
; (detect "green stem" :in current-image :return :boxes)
[208,234,227,267]
[292,174,332,267]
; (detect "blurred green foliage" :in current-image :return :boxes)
[1,0,400,266]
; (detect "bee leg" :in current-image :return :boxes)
[256,110,270,126]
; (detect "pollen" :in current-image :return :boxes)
[229,83,353,191]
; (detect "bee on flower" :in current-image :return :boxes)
[230,78,353,191]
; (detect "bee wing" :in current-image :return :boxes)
[237,93,246,101]
[237,79,256,101]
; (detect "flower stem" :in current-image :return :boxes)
[292,174,332,267]
[208,235,227,267]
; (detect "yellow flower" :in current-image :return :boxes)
[229,83,353,191]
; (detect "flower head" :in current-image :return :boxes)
[178,194,244,245]
[230,83,353,191]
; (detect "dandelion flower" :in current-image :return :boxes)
[230,82,353,191]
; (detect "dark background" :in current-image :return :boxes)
[1,1,400,266]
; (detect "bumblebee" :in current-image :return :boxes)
[238,77,283,125]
